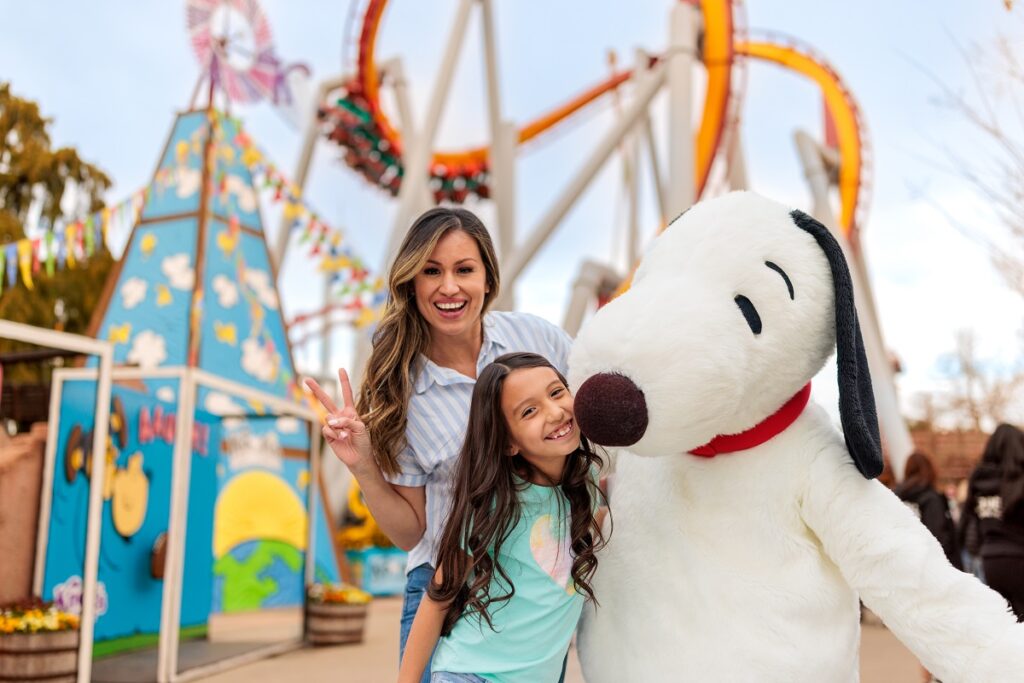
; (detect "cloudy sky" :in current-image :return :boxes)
[3,0,1022,423]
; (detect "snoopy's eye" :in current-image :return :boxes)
[734,295,762,335]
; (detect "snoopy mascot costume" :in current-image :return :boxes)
[570,192,1024,682]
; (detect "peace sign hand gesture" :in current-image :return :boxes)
[305,369,374,476]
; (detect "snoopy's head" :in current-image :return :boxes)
[570,191,882,478]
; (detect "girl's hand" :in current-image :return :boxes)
[305,369,374,476]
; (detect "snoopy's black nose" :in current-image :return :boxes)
[573,372,649,447]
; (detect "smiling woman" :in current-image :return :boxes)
[304,207,574,683]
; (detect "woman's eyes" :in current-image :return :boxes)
[422,266,475,276]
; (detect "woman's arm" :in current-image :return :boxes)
[398,568,450,683]
[306,372,428,550]
[356,472,427,551]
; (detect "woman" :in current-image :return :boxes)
[894,451,961,569]
[306,208,572,680]
[960,423,1024,620]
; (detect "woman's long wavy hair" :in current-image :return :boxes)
[979,423,1024,516]
[428,352,609,636]
[357,207,500,476]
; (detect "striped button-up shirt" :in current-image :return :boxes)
[386,310,573,573]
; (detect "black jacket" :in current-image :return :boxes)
[960,462,1024,560]
[895,481,962,569]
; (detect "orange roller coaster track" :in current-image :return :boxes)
[319,0,868,237]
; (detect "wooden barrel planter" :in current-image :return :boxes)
[0,629,78,682]
[306,602,368,646]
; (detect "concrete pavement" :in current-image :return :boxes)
[199,598,922,683]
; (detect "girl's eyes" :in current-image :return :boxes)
[551,387,564,398]
[521,407,534,418]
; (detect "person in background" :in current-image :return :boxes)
[960,424,1024,621]
[895,451,962,570]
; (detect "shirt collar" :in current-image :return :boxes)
[413,313,510,394]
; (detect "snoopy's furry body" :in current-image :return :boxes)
[570,192,1024,682]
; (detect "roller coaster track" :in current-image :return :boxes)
[318,0,868,237]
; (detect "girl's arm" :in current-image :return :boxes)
[398,568,450,683]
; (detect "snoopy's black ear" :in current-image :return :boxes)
[790,209,883,479]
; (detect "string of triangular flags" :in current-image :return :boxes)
[0,189,148,295]
[215,111,387,329]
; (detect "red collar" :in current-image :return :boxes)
[688,383,812,457]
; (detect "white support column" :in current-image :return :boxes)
[273,75,348,271]
[480,0,518,304]
[157,370,197,683]
[305,424,322,591]
[500,63,667,294]
[727,129,749,192]
[642,113,668,226]
[388,0,476,264]
[75,346,113,683]
[492,120,518,310]
[562,260,623,336]
[381,58,435,265]
[667,1,698,217]
[793,129,913,476]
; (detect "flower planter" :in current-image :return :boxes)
[305,602,368,646]
[0,629,78,682]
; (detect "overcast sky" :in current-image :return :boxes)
[2,0,1022,424]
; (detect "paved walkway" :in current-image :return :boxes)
[200,598,922,683]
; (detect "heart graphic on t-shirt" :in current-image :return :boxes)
[530,514,575,594]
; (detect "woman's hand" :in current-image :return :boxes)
[305,369,374,476]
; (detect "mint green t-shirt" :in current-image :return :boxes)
[431,481,585,682]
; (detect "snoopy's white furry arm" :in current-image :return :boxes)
[801,443,1024,683]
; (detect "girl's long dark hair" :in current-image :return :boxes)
[428,352,608,636]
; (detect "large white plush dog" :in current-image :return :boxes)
[570,192,1024,682]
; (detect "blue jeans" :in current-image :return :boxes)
[400,563,436,683]
[400,563,569,683]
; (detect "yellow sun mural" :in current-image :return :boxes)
[214,471,307,558]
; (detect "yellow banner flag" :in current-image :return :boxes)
[17,239,34,290]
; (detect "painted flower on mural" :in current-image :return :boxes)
[241,337,279,384]
[51,576,108,619]
[120,277,147,310]
[242,268,278,310]
[127,330,168,369]
[156,284,173,307]
[162,253,195,290]
[139,232,158,259]
[212,274,239,308]
[156,386,176,403]
[214,321,238,346]
[107,322,132,346]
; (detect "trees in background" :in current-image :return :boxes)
[0,83,113,383]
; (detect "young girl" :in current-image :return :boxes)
[397,352,608,683]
